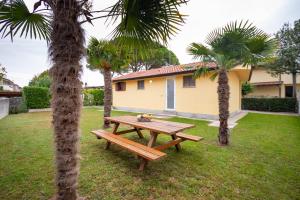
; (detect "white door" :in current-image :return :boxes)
[166,78,175,110]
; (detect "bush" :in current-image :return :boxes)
[9,97,28,114]
[23,86,51,109]
[242,98,298,113]
[242,82,253,96]
[83,89,104,106]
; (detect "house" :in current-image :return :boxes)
[0,78,21,92]
[112,62,250,120]
[247,67,300,98]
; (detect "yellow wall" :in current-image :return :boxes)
[249,68,300,97]
[248,85,281,97]
[250,68,300,84]
[113,71,242,116]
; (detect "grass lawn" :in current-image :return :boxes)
[0,108,299,200]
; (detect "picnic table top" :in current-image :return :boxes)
[105,115,195,135]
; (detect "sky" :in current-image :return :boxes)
[0,0,299,87]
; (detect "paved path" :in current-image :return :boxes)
[208,111,248,128]
[243,110,300,116]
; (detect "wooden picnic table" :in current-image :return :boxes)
[91,115,203,170]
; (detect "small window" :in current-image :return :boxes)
[183,75,196,88]
[285,86,293,97]
[115,82,126,91]
[137,80,144,90]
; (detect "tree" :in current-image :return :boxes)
[242,82,253,96]
[125,42,179,72]
[87,38,126,128]
[0,64,7,91]
[1,0,187,199]
[29,70,51,88]
[268,19,300,97]
[187,21,276,145]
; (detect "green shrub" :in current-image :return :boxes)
[242,98,298,113]
[242,82,253,96]
[83,89,104,106]
[23,86,51,109]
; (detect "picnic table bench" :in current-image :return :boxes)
[91,115,203,170]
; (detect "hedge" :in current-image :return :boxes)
[242,98,298,113]
[83,88,104,106]
[23,86,51,109]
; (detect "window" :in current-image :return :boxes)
[285,86,293,97]
[115,82,126,91]
[137,80,144,90]
[183,75,196,88]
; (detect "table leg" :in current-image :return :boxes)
[105,122,120,150]
[139,131,158,171]
[171,134,181,151]
[135,128,144,139]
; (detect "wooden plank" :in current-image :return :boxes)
[94,130,164,157]
[176,132,204,142]
[91,130,165,160]
[154,138,183,151]
[135,128,144,139]
[105,116,195,135]
[139,131,158,171]
[106,123,120,149]
[115,128,137,135]
[171,134,181,151]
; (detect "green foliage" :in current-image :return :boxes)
[187,21,277,77]
[0,0,51,41]
[242,82,253,96]
[87,38,127,73]
[107,0,187,46]
[29,70,51,88]
[268,19,300,75]
[83,89,104,106]
[242,97,298,113]
[22,86,50,109]
[124,41,180,71]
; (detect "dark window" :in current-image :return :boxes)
[285,86,293,97]
[137,80,145,90]
[183,75,196,88]
[115,82,126,91]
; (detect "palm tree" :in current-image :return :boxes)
[87,38,126,128]
[188,21,277,145]
[1,0,187,199]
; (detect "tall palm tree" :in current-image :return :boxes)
[87,38,126,128]
[188,21,277,145]
[1,0,187,199]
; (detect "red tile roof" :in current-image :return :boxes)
[113,62,217,81]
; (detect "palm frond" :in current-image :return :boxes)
[187,42,215,61]
[193,67,211,79]
[243,35,278,65]
[0,0,51,41]
[206,20,262,60]
[87,37,128,72]
[107,0,187,46]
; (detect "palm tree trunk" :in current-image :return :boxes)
[292,72,297,98]
[218,68,230,145]
[248,65,255,81]
[103,67,112,128]
[49,0,85,199]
